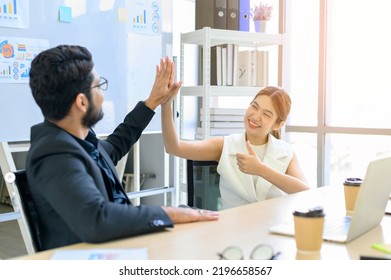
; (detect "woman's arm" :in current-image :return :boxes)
[159,59,224,162]
[161,99,224,162]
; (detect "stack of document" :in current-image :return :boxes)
[50,248,148,260]
[197,108,245,139]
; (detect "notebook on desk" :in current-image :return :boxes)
[269,156,391,243]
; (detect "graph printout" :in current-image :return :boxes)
[0,0,29,28]
[127,0,161,35]
[0,37,49,83]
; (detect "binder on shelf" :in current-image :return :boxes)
[214,0,227,29]
[237,49,269,87]
[195,0,214,29]
[251,49,269,87]
[221,45,227,86]
[239,0,250,31]
[195,0,227,30]
[257,50,269,87]
[232,44,239,86]
[226,44,234,86]
[218,43,239,86]
[197,46,203,85]
[226,0,239,30]
[251,49,270,87]
[237,50,252,86]
[199,45,225,86]
[210,46,218,85]
[216,45,223,86]
[250,49,257,87]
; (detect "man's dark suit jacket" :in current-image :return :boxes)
[26,101,173,250]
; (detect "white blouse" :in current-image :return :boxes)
[217,132,293,209]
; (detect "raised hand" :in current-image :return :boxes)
[145,57,181,110]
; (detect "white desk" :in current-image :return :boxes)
[13,186,391,260]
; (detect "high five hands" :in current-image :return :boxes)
[145,56,182,110]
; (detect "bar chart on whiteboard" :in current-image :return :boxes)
[0,0,173,141]
[0,0,29,28]
[127,0,161,35]
[0,37,49,83]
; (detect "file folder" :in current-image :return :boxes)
[214,0,227,29]
[227,0,239,30]
[195,0,227,30]
[239,0,250,31]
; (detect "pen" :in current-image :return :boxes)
[372,243,391,254]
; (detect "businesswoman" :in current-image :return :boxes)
[161,84,310,210]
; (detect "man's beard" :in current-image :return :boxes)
[82,102,104,128]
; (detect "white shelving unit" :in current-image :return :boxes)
[177,27,285,204]
[180,27,284,139]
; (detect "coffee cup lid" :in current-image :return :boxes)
[344,178,363,186]
[293,206,325,217]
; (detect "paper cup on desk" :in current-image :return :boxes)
[293,207,325,253]
[343,178,363,215]
[295,251,321,260]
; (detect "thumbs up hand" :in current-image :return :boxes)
[235,140,262,175]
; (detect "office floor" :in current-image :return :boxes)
[0,203,28,259]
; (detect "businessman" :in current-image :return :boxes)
[26,45,218,250]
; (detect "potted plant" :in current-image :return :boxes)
[252,2,273,32]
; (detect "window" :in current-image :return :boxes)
[286,0,391,188]
[174,0,391,191]
[283,0,319,187]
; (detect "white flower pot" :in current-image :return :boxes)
[254,20,267,33]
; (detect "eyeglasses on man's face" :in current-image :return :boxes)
[84,76,108,92]
[218,244,280,260]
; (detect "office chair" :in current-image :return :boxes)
[186,160,221,211]
[5,170,43,254]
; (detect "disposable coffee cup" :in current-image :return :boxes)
[293,207,325,253]
[343,178,363,215]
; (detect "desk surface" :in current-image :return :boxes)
[14,186,391,260]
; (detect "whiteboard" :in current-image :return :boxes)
[0,0,172,142]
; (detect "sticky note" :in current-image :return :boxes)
[59,6,72,23]
[117,7,128,22]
